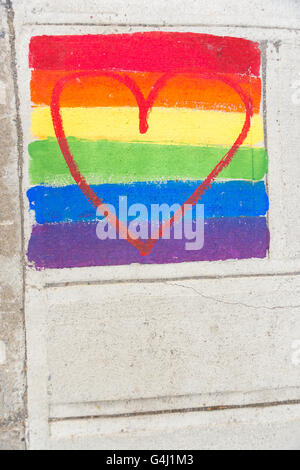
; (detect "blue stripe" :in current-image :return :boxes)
[27,180,269,225]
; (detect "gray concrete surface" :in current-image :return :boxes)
[1,0,300,450]
[0,0,26,450]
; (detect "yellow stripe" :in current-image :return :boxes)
[31,107,264,147]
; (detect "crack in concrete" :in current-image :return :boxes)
[168,282,300,311]
[21,23,300,32]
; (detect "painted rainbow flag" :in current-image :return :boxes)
[27,32,269,269]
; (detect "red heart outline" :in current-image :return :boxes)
[51,72,253,256]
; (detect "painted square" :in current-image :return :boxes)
[27,32,269,269]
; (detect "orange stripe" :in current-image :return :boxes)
[31,71,261,113]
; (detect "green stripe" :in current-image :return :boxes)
[29,138,268,186]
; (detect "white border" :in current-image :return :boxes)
[15,24,300,287]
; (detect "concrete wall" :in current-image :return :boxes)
[0,0,26,450]
[0,0,300,450]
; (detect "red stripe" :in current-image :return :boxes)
[29,32,261,76]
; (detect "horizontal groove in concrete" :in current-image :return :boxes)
[45,271,300,289]
[49,399,300,423]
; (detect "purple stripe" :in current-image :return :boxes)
[27,217,269,270]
